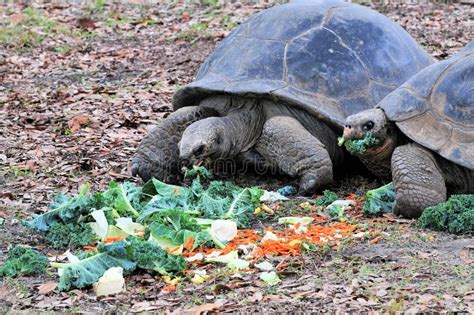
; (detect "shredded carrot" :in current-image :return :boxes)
[184,235,194,251]
[104,236,125,244]
[82,245,97,252]
[182,221,358,259]
[161,284,177,292]
[345,193,358,200]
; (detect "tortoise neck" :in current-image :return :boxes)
[359,125,401,179]
[219,97,266,157]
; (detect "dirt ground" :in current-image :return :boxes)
[1,0,473,312]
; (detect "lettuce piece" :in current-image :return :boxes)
[89,209,110,241]
[0,246,49,278]
[93,267,125,297]
[115,218,145,237]
[223,187,264,227]
[210,220,237,242]
[148,210,211,251]
[149,234,183,255]
[24,183,92,231]
[206,251,249,271]
[259,271,281,286]
[278,217,314,226]
[100,182,142,218]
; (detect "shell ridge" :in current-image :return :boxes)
[321,5,347,27]
[428,55,466,102]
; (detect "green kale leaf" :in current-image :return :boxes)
[127,236,187,275]
[417,194,474,234]
[51,242,136,291]
[45,222,97,249]
[339,132,380,154]
[362,182,395,216]
[23,183,92,232]
[314,190,338,207]
[0,246,49,278]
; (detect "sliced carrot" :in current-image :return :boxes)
[161,284,177,292]
[184,235,194,251]
[104,236,125,244]
[82,245,97,252]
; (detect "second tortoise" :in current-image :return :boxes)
[342,41,474,218]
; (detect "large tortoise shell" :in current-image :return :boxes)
[173,0,433,129]
[380,41,474,169]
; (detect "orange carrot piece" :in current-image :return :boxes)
[184,235,194,251]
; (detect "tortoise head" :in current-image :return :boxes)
[179,117,230,165]
[342,108,391,143]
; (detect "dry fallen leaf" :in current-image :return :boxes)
[37,282,58,295]
[459,244,474,265]
[9,13,25,25]
[464,291,474,302]
[77,18,98,29]
[68,114,90,132]
[183,299,227,315]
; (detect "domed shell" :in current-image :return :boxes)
[173,0,433,129]
[380,42,474,169]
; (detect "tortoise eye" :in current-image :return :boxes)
[193,144,205,157]
[363,121,374,131]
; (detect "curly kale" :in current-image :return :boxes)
[362,182,395,216]
[23,183,93,232]
[0,246,49,278]
[417,194,474,234]
[127,236,187,275]
[338,132,380,154]
[45,222,97,249]
[314,190,338,207]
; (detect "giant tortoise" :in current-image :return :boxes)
[132,0,433,193]
[342,41,474,218]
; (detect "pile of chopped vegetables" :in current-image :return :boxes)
[2,167,443,293]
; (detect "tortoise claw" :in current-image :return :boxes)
[130,155,154,182]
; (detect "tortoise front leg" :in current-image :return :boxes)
[391,143,446,218]
[131,106,217,183]
[255,116,333,195]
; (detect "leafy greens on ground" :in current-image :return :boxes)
[0,246,49,278]
[21,169,264,291]
[417,194,474,234]
[362,182,395,216]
